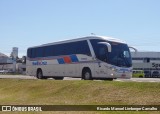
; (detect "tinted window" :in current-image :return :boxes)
[90,39,105,58]
[44,46,54,57]
[32,48,36,58]
[97,45,108,62]
[90,39,111,62]
[27,40,91,58]
[37,47,44,57]
[90,39,132,67]
[144,58,150,63]
[27,49,31,58]
[53,40,91,56]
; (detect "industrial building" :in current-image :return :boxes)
[131,52,160,78]
[0,52,13,72]
[0,52,9,63]
[0,47,26,74]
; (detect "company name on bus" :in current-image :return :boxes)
[32,61,47,65]
[152,63,160,68]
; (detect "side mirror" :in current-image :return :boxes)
[129,46,138,53]
[98,42,112,52]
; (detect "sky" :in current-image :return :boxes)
[0,0,160,57]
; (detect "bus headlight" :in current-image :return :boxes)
[110,66,118,72]
[110,73,114,76]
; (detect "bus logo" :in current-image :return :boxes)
[32,61,47,65]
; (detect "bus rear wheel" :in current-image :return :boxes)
[82,69,92,80]
[37,69,44,79]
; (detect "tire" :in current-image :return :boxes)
[37,69,44,79]
[82,69,92,80]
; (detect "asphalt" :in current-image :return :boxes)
[0,75,160,82]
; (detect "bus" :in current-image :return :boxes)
[26,36,132,80]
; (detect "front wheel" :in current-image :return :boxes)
[82,69,92,80]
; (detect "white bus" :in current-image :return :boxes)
[26,36,132,80]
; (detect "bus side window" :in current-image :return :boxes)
[27,49,31,58]
[32,48,36,58]
[98,46,108,62]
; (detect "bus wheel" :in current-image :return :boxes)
[82,69,92,80]
[37,69,43,79]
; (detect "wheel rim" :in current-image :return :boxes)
[38,71,42,79]
[84,72,90,80]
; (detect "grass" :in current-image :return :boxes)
[0,79,159,114]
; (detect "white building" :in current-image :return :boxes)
[0,52,8,63]
[0,52,13,71]
[0,48,26,74]
[131,52,160,78]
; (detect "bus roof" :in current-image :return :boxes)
[28,35,126,49]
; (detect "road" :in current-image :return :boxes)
[0,75,36,80]
[0,75,160,82]
[115,78,160,82]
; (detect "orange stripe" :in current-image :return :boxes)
[63,56,71,63]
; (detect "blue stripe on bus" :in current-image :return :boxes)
[70,55,79,62]
[28,54,91,64]
[57,58,65,64]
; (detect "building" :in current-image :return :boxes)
[0,52,8,63]
[0,52,13,71]
[0,48,26,74]
[131,52,160,78]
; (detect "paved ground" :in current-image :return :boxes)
[115,78,160,82]
[0,75,160,82]
[0,75,36,79]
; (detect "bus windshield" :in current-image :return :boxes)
[108,42,132,67]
